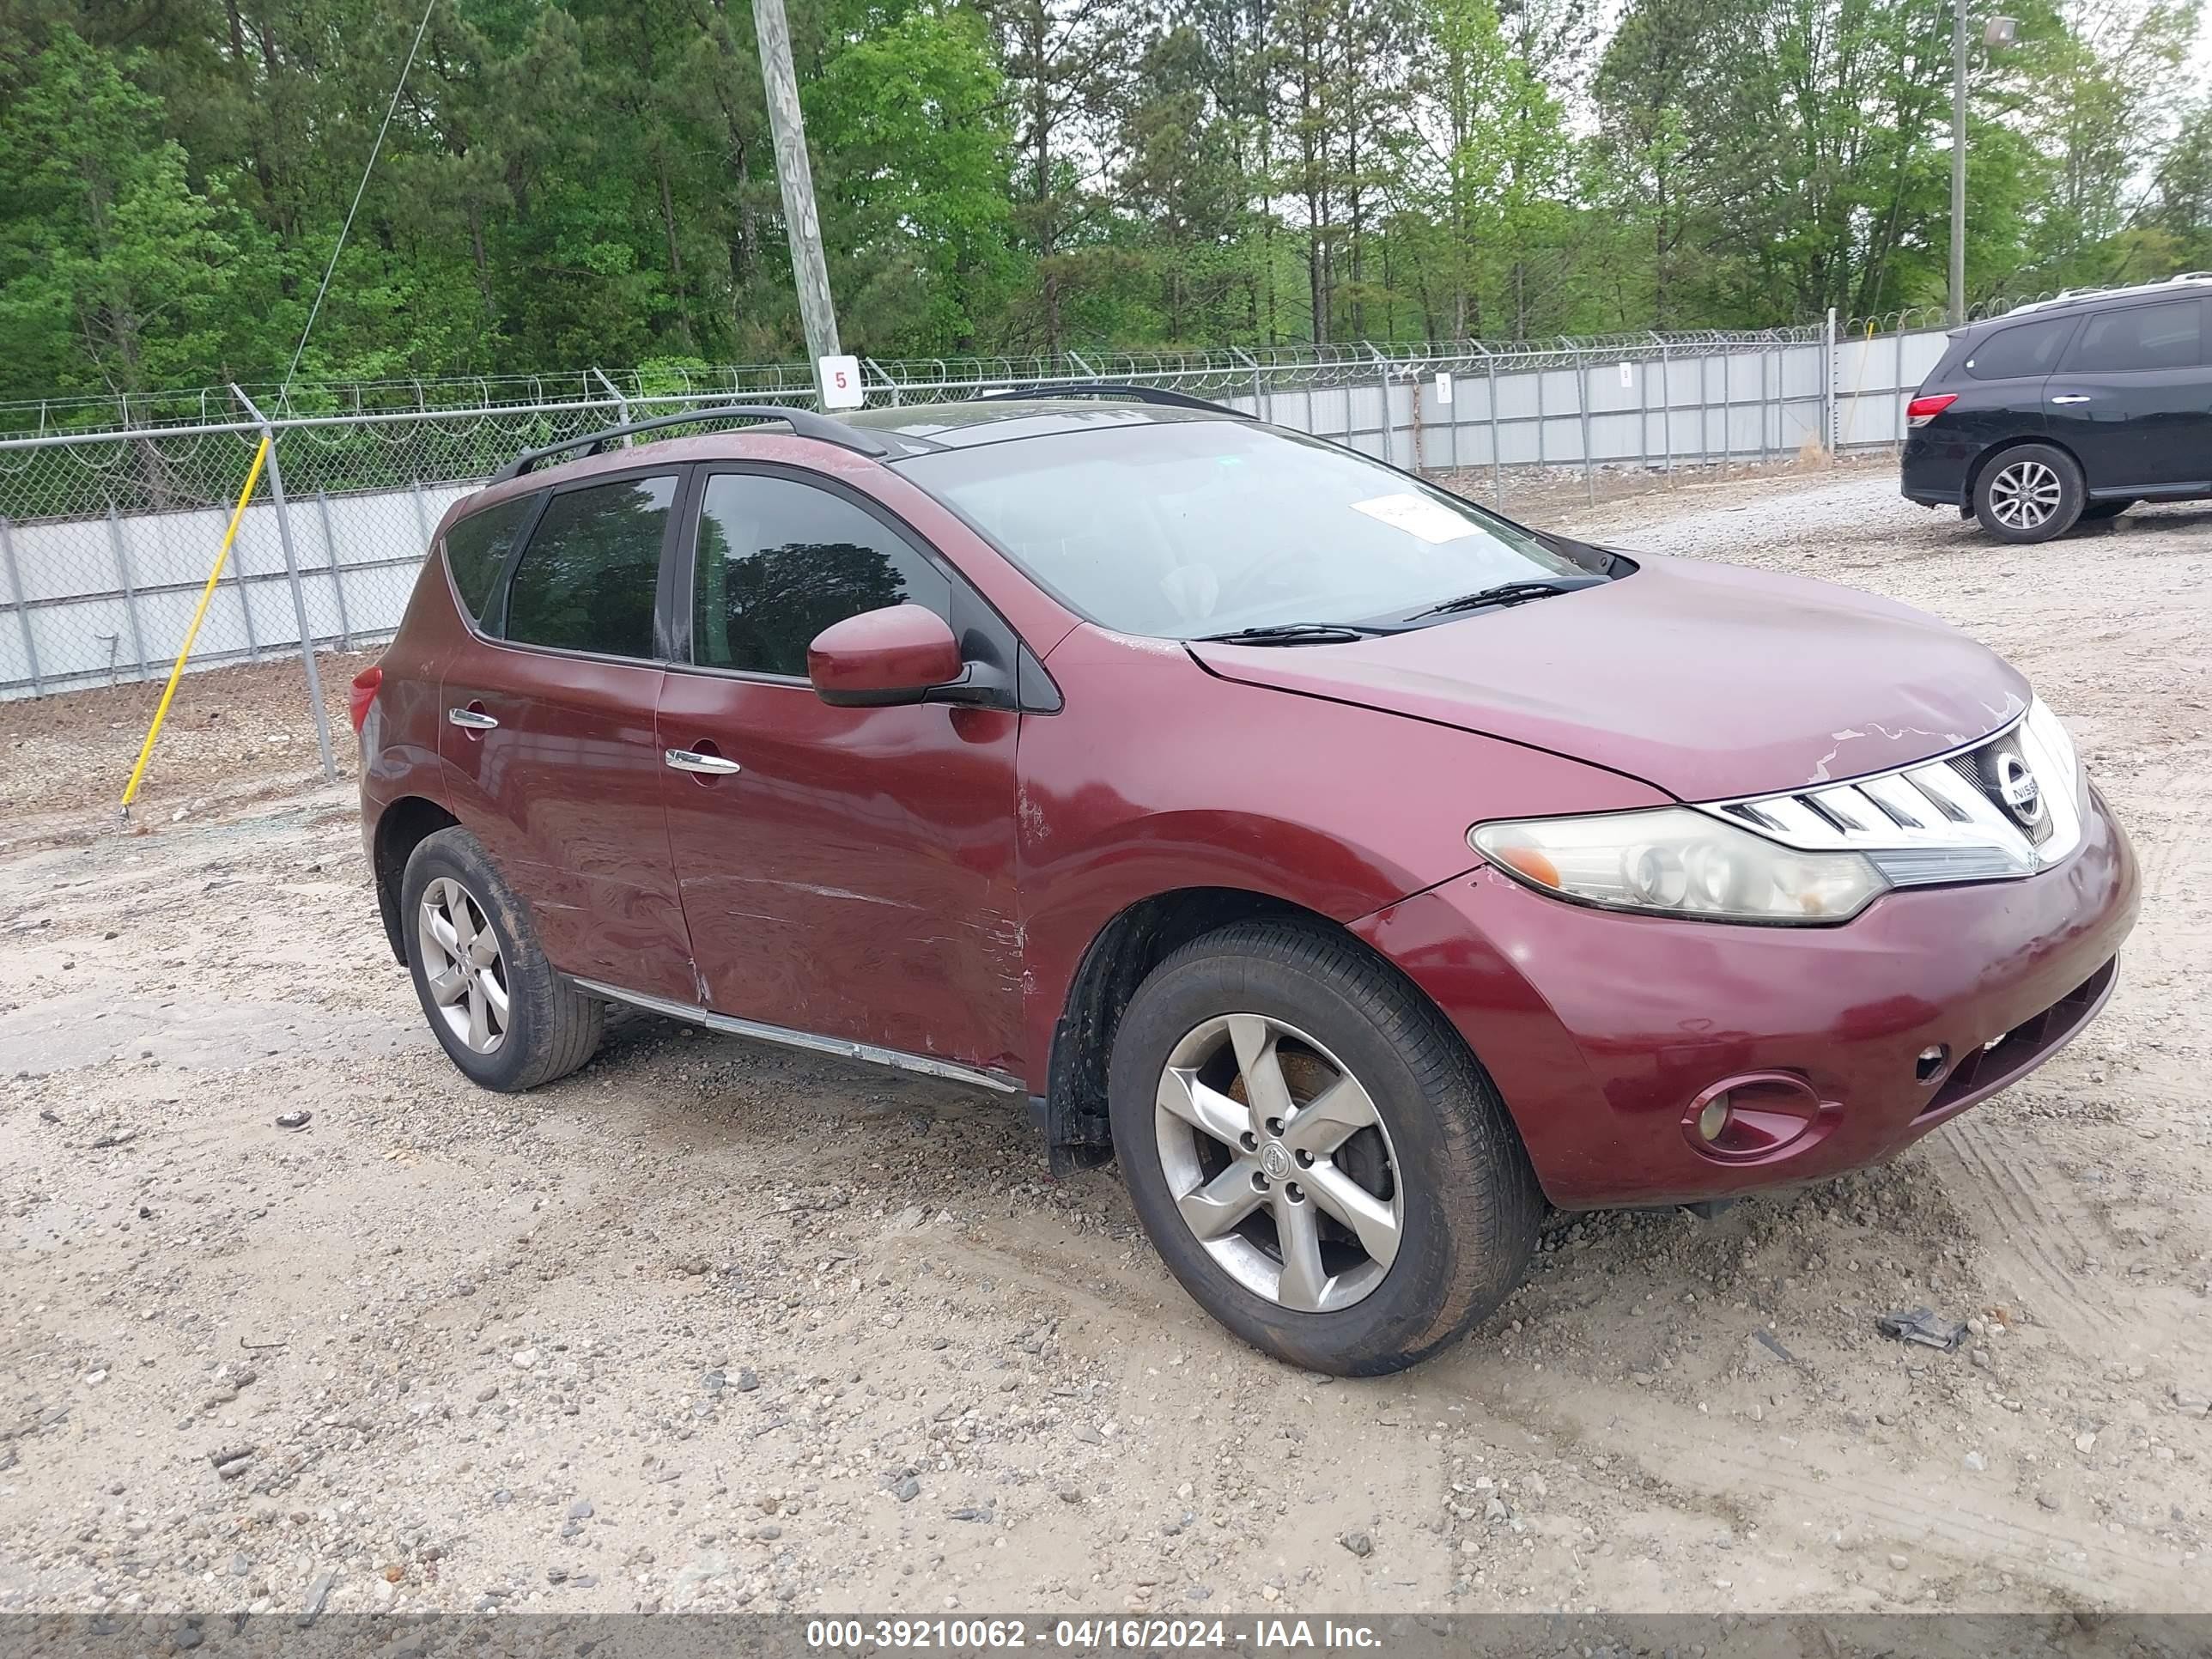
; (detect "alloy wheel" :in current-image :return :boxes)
[1153,1013,1402,1312]
[416,877,509,1054]
[1988,460,2062,531]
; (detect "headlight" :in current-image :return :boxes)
[1469,807,1888,924]
[2023,695,2088,811]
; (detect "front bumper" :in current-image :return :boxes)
[1356,787,2139,1209]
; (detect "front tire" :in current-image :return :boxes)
[400,826,604,1091]
[1973,444,2084,543]
[1107,920,1541,1376]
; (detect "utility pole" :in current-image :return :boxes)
[751,0,843,404]
[1950,0,1967,326]
[1950,9,2017,328]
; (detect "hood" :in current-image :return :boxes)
[1186,554,2029,802]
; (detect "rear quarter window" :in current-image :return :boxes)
[442,492,539,623]
[1964,317,2076,381]
[501,474,678,659]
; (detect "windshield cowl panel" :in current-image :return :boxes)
[902,421,1607,641]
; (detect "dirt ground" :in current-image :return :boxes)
[1,465,2208,1623]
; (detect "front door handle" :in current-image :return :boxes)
[447,707,499,730]
[665,748,741,776]
[2050,394,2092,405]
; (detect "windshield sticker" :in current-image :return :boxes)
[1350,491,1480,544]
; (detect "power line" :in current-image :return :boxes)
[280,0,440,395]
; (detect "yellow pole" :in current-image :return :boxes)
[119,435,272,814]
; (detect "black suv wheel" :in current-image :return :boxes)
[1973,444,2084,544]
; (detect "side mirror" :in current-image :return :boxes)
[807,604,965,708]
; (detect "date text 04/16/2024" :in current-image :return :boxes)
[804,1619,1386,1650]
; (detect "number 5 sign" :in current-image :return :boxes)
[818,354,864,410]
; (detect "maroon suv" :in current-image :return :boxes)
[355,392,2138,1375]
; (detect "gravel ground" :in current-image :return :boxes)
[2,467,2208,1621]
[0,652,375,853]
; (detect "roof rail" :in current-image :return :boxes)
[489,404,895,482]
[2001,270,2212,319]
[975,382,1253,418]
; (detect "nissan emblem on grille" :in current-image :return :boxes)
[1994,750,2044,827]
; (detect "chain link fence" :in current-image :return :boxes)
[2,322,1873,771]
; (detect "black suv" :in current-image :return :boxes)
[1900,274,2212,542]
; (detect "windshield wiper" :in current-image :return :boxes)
[1406,580,1586,621]
[1193,622,1390,645]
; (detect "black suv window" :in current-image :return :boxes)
[690,473,951,678]
[501,474,677,658]
[2061,300,2204,373]
[443,492,538,623]
[1965,318,2075,380]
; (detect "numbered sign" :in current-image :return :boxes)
[819,354,864,410]
[1434,371,1454,405]
[1619,362,1634,388]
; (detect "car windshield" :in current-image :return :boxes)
[901,419,1604,640]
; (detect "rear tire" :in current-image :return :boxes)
[1972,444,2084,543]
[401,826,604,1091]
[1106,919,1541,1376]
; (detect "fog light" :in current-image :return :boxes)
[1696,1093,1732,1143]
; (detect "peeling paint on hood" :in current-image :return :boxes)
[1187,552,2030,802]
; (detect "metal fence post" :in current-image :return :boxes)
[1534,356,1546,475]
[589,367,633,441]
[1368,344,1393,466]
[228,491,261,660]
[314,489,354,652]
[1717,352,1733,474]
[1759,346,1772,464]
[1895,329,1907,447]
[1658,337,1674,481]
[104,505,149,681]
[1636,351,1650,473]
[1697,355,1711,469]
[1486,356,1504,505]
[0,516,42,696]
[1825,307,1838,458]
[1231,346,1266,423]
[1571,345,1594,506]
[232,390,337,786]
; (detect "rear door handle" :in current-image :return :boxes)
[2050,394,2092,405]
[447,708,499,730]
[664,748,741,776]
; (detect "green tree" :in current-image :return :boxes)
[0,27,246,396]
[807,0,1020,353]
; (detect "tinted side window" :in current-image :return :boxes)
[691,474,952,678]
[443,493,538,623]
[501,475,677,658]
[1966,319,2075,380]
[2061,301,2204,373]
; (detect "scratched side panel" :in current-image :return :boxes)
[656,672,1026,1073]
[440,645,696,1003]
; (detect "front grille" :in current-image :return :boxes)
[1708,705,2084,890]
